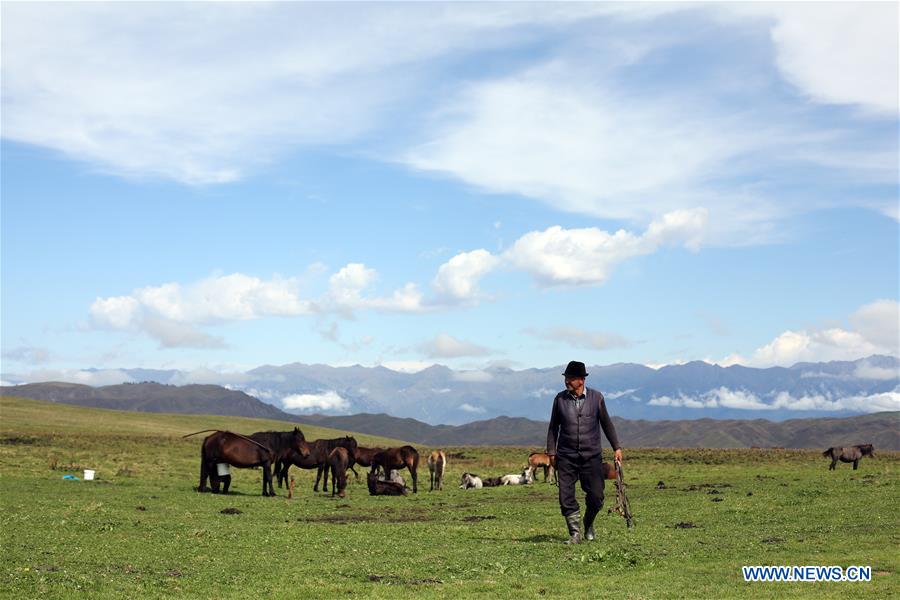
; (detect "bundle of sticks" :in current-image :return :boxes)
[610,459,634,528]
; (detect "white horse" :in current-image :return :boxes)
[500,467,534,486]
[459,472,483,489]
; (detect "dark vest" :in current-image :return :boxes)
[547,387,619,459]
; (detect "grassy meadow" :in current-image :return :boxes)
[1,395,898,599]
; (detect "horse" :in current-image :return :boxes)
[184,429,276,496]
[276,436,358,492]
[427,450,447,491]
[528,452,557,484]
[823,444,874,470]
[500,467,534,486]
[459,472,483,489]
[379,469,406,487]
[367,471,408,496]
[352,446,383,481]
[249,428,309,482]
[371,445,420,493]
[328,447,353,498]
[481,476,503,487]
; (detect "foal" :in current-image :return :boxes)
[427,450,447,491]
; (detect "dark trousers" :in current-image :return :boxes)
[557,453,605,518]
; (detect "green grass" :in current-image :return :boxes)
[1,396,897,599]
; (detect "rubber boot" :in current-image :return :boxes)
[583,506,599,541]
[564,512,582,545]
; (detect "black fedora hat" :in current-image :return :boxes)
[562,361,588,378]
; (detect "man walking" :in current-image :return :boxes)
[547,361,623,544]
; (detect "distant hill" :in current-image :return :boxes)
[4,382,896,449]
[294,411,900,450]
[0,381,299,422]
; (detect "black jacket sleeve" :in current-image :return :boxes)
[546,395,561,455]
[597,393,621,450]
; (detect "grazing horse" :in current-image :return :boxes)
[528,452,557,484]
[371,446,420,493]
[328,447,353,498]
[823,444,874,470]
[367,471,408,496]
[459,472,483,489]
[427,450,448,491]
[276,436,358,491]
[185,430,276,496]
[500,467,534,486]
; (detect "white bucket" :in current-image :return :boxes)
[216,463,231,476]
[83,469,95,481]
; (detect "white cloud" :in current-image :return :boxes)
[526,326,632,350]
[504,209,707,286]
[452,370,493,383]
[9,368,135,387]
[378,360,435,373]
[853,362,900,381]
[1,3,624,185]
[763,4,898,115]
[432,249,500,302]
[459,403,486,414]
[328,264,427,314]
[648,386,900,413]
[419,333,491,359]
[1,346,51,365]
[281,391,350,412]
[739,300,899,367]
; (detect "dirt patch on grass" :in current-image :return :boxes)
[761,537,784,544]
[299,509,431,524]
[0,435,45,445]
[461,515,496,522]
[220,508,242,515]
[684,482,732,491]
[674,522,698,529]
[368,574,443,585]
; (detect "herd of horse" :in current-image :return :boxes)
[182,428,877,498]
[183,427,448,498]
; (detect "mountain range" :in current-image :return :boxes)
[2,382,897,450]
[4,355,896,424]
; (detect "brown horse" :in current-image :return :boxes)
[427,450,447,491]
[823,444,874,470]
[277,436,358,491]
[249,428,309,477]
[185,430,276,496]
[528,452,557,484]
[353,446,383,469]
[371,445,419,493]
[328,447,353,498]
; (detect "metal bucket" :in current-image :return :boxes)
[83,469,95,481]
[216,463,231,476]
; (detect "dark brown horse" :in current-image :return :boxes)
[184,430,276,496]
[249,428,309,477]
[370,445,419,493]
[277,436,358,491]
[367,470,408,496]
[823,444,874,470]
[328,447,354,498]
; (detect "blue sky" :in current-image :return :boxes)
[1,2,898,384]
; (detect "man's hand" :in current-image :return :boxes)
[614,448,623,463]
